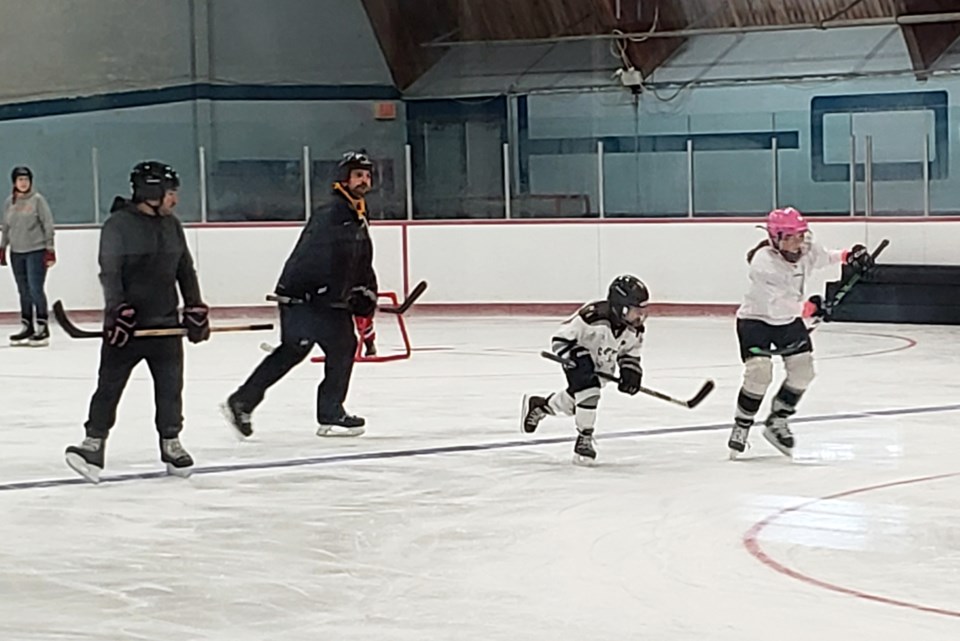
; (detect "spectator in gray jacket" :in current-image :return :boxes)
[1,166,56,346]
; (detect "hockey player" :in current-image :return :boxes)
[223,150,378,438]
[64,162,210,484]
[728,207,873,459]
[520,275,648,465]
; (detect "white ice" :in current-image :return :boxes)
[1,314,959,640]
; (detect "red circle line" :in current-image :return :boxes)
[744,471,960,619]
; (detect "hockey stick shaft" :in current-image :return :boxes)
[827,238,889,312]
[53,301,272,339]
[539,351,714,409]
[266,280,428,315]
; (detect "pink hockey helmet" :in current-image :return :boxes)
[766,207,808,240]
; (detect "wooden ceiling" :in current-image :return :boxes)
[360,0,960,90]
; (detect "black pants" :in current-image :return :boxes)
[84,337,184,439]
[234,304,356,421]
[736,317,813,361]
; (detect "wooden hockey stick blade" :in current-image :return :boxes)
[540,351,714,409]
[379,280,428,314]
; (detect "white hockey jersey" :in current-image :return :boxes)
[737,242,844,325]
[551,301,644,377]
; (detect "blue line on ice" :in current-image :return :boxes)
[3,402,958,492]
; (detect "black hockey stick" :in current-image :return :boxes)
[380,280,428,314]
[540,351,715,409]
[266,280,428,315]
[746,239,890,358]
[53,301,274,339]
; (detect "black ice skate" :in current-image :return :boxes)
[572,429,597,466]
[65,437,105,484]
[728,417,753,460]
[363,337,377,357]
[317,411,366,437]
[29,319,50,347]
[763,413,795,457]
[221,394,253,438]
[9,319,33,347]
[160,437,194,477]
[520,394,552,434]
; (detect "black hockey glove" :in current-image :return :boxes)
[106,304,137,348]
[802,295,826,319]
[845,244,873,272]
[617,357,643,395]
[348,286,378,317]
[183,304,211,343]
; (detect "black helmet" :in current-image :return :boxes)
[608,275,650,328]
[335,150,374,184]
[130,161,180,202]
[11,166,33,184]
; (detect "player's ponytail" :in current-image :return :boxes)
[746,239,770,263]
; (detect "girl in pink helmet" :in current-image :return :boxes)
[729,207,873,459]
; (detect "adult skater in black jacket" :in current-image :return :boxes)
[64,162,210,483]
[224,151,378,438]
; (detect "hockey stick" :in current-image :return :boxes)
[823,238,889,316]
[746,239,890,358]
[380,280,428,314]
[52,301,274,339]
[540,351,715,409]
[265,280,428,315]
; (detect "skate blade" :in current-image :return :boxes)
[572,454,596,467]
[762,429,794,458]
[65,453,102,484]
[728,442,748,460]
[220,403,252,441]
[166,463,194,478]
[316,424,366,437]
[10,339,31,347]
[28,339,49,347]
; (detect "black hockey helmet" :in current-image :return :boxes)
[11,166,33,184]
[335,150,374,184]
[608,275,650,328]
[130,161,180,202]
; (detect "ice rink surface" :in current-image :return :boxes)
[1,314,958,640]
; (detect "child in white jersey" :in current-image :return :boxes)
[729,207,872,459]
[521,275,648,465]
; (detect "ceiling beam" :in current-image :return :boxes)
[425,10,960,47]
[897,1,960,78]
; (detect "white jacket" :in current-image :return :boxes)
[552,301,644,377]
[737,242,844,325]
